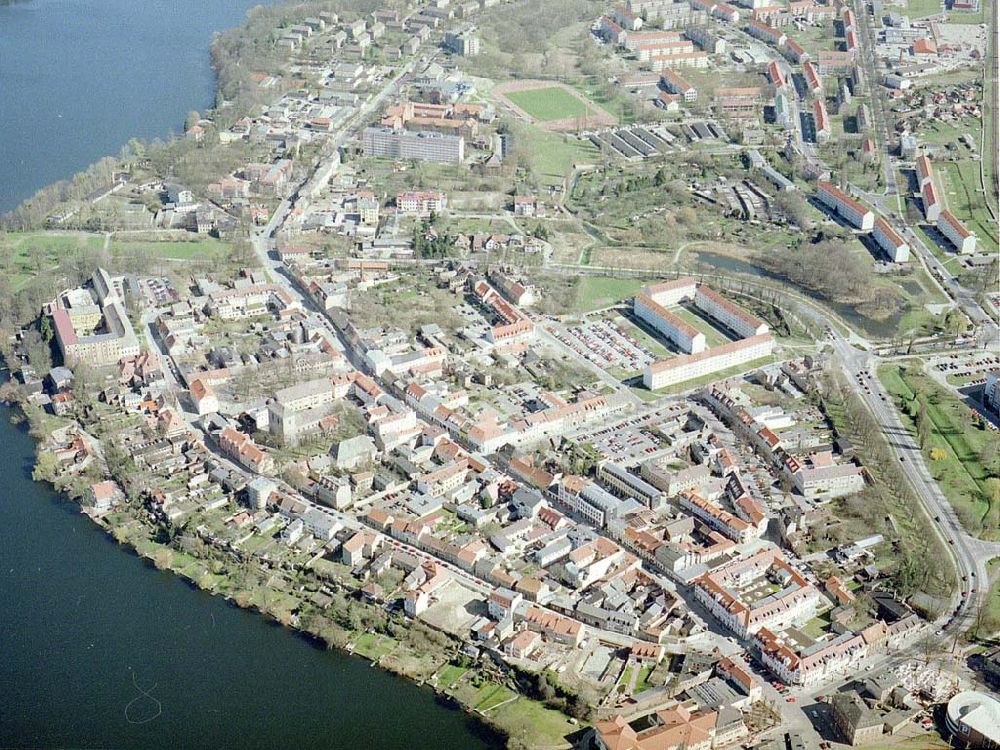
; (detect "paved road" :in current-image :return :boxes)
[831,335,1000,638]
[852,0,899,197]
[981,0,998,220]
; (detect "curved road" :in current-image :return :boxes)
[831,335,1000,640]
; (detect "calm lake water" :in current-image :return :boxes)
[1,0,258,212]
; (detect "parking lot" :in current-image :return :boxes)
[572,404,693,463]
[932,352,1000,385]
[138,276,180,306]
[556,318,657,376]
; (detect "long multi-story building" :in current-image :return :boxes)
[757,615,918,686]
[243,160,293,197]
[268,377,348,445]
[443,28,479,56]
[713,2,741,22]
[644,334,775,389]
[641,460,711,496]
[782,38,809,63]
[51,270,140,367]
[937,210,977,254]
[984,371,1000,415]
[872,216,910,262]
[660,68,698,102]
[622,29,682,50]
[53,300,141,368]
[816,50,856,74]
[219,426,274,474]
[783,452,866,499]
[767,61,786,89]
[679,491,762,543]
[472,279,536,349]
[922,181,942,221]
[915,154,934,187]
[803,61,823,95]
[817,181,874,230]
[635,293,706,354]
[813,99,830,143]
[642,277,697,306]
[209,284,300,320]
[693,286,768,339]
[685,25,726,54]
[596,460,665,508]
[646,50,709,69]
[746,18,786,46]
[635,39,695,62]
[639,279,774,390]
[362,126,464,164]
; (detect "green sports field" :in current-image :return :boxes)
[506,86,592,122]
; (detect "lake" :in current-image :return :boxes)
[1,0,259,212]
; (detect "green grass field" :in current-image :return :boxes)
[980,557,1000,636]
[519,126,600,189]
[434,663,468,689]
[109,238,231,261]
[609,312,674,359]
[634,665,656,694]
[947,8,985,22]
[573,276,645,312]
[472,682,517,711]
[880,364,1000,540]
[618,665,634,689]
[352,632,398,661]
[941,160,998,254]
[506,86,592,122]
[906,0,942,18]
[671,304,735,348]
[0,231,105,291]
[488,696,577,747]
[917,119,980,147]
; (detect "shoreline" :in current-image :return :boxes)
[0,0,254,220]
[1,388,552,750]
[0,2,563,742]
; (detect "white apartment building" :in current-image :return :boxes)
[643,277,698,306]
[644,334,775,389]
[784,453,866,499]
[937,210,977,254]
[396,190,447,216]
[679,492,758,543]
[694,286,769,338]
[660,69,698,101]
[872,217,910,262]
[922,181,942,221]
[635,294,706,354]
[647,51,710,70]
[817,181,874,230]
[915,154,934,187]
[694,550,821,639]
[747,19,786,46]
[596,460,665,508]
[268,377,342,445]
